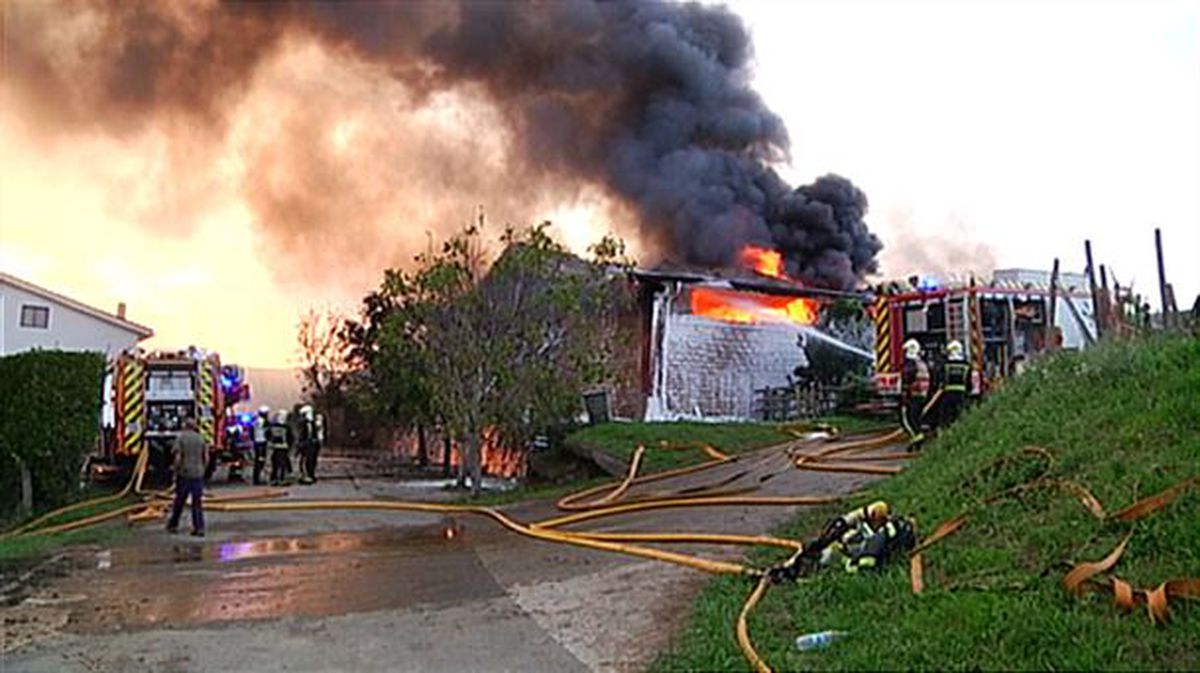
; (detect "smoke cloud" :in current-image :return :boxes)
[3,0,881,290]
[880,207,998,281]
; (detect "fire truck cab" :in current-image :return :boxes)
[97,347,250,479]
[872,271,1096,398]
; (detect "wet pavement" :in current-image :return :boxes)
[60,524,502,633]
[2,436,908,672]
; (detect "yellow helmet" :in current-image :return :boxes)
[866,501,890,521]
[946,340,964,359]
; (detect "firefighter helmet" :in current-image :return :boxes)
[903,339,921,358]
[258,405,270,415]
[866,500,889,522]
[946,340,964,359]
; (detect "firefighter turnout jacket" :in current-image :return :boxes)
[943,358,969,393]
[903,356,931,398]
[842,516,916,573]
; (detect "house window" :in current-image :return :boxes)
[20,305,50,329]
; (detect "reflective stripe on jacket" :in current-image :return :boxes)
[944,360,970,393]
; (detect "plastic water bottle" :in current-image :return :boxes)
[794,630,848,651]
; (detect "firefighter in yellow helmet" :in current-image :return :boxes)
[840,515,916,573]
[901,339,930,444]
[771,501,895,580]
[937,340,970,428]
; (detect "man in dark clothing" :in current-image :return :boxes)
[167,419,208,537]
[268,410,293,485]
[938,340,970,428]
[252,406,269,485]
[297,405,319,485]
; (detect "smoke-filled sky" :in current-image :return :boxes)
[2,0,1197,368]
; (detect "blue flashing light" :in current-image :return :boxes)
[917,276,941,292]
[239,413,254,424]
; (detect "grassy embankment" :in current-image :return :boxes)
[656,336,1200,671]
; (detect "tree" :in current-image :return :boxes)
[296,308,354,413]
[367,220,628,494]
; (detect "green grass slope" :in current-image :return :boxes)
[569,416,888,474]
[656,336,1200,671]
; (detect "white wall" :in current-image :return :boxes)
[660,314,807,419]
[0,281,143,357]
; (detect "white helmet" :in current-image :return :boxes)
[903,339,922,359]
[301,404,314,420]
[946,340,964,359]
[258,405,270,415]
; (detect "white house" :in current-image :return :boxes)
[0,272,153,357]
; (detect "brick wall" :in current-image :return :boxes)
[661,314,808,418]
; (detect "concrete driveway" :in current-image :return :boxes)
[2,436,905,673]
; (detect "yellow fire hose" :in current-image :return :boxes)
[206,500,758,577]
[0,449,152,541]
[3,426,910,673]
[1,448,287,539]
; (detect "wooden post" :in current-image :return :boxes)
[1046,258,1060,351]
[1099,264,1110,334]
[1085,240,1102,338]
[1155,228,1171,329]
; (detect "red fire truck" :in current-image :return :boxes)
[97,348,250,478]
[871,271,1097,398]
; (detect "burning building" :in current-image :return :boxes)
[612,246,868,421]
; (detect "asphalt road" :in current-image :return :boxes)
[1,435,906,673]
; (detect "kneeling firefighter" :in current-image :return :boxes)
[771,501,915,580]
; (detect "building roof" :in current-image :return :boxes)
[628,267,871,301]
[0,271,154,339]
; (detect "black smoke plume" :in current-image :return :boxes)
[4,0,881,289]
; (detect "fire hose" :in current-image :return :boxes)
[0,447,286,540]
[1,426,914,672]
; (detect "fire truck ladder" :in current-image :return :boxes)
[946,296,967,345]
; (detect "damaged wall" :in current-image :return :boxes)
[645,285,807,420]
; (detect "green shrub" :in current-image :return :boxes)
[0,350,105,520]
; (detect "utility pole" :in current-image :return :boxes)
[1046,258,1060,351]
[1099,264,1110,334]
[1155,228,1171,329]
[1085,240,1102,338]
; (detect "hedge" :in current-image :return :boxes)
[0,350,105,520]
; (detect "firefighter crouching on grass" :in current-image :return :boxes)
[901,339,930,444]
[938,340,970,428]
[770,501,916,581]
[267,409,293,486]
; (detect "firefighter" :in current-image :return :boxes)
[901,339,930,443]
[770,501,890,581]
[297,405,319,485]
[841,515,916,573]
[252,406,269,485]
[267,409,292,486]
[938,340,970,428]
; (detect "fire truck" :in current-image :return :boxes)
[871,269,1097,398]
[97,347,251,478]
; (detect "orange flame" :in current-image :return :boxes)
[393,426,526,478]
[690,287,818,326]
[741,245,785,279]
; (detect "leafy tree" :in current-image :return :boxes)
[366,220,628,494]
[296,308,354,412]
